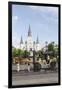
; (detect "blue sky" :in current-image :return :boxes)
[12,5,58,48]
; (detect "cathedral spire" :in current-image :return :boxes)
[28,25,32,36]
[36,36,39,44]
[20,36,23,44]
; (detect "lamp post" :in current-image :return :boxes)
[33,50,36,71]
[45,41,48,61]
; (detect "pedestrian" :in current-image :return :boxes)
[17,62,20,72]
[28,63,30,72]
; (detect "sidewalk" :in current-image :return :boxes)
[12,70,58,85]
[12,69,58,76]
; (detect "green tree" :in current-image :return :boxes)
[12,48,30,58]
[16,49,21,56]
[35,50,45,60]
[48,42,54,51]
[48,42,58,61]
[12,48,17,57]
[23,50,30,57]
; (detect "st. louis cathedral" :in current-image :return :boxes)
[20,25,41,51]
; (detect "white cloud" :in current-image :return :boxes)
[29,6,38,9]
[29,6,58,15]
[12,36,20,48]
[12,16,18,21]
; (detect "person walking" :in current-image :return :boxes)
[17,62,20,72]
[28,63,30,72]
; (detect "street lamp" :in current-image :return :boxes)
[33,50,36,71]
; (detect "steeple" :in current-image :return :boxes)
[28,25,32,36]
[25,41,27,44]
[36,36,39,44]
[33,41,35,44]
[20,36,23,44]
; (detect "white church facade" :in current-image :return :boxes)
[20,25,41,51]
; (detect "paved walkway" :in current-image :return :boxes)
[12,70,58,86]
[12,69,58,76]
